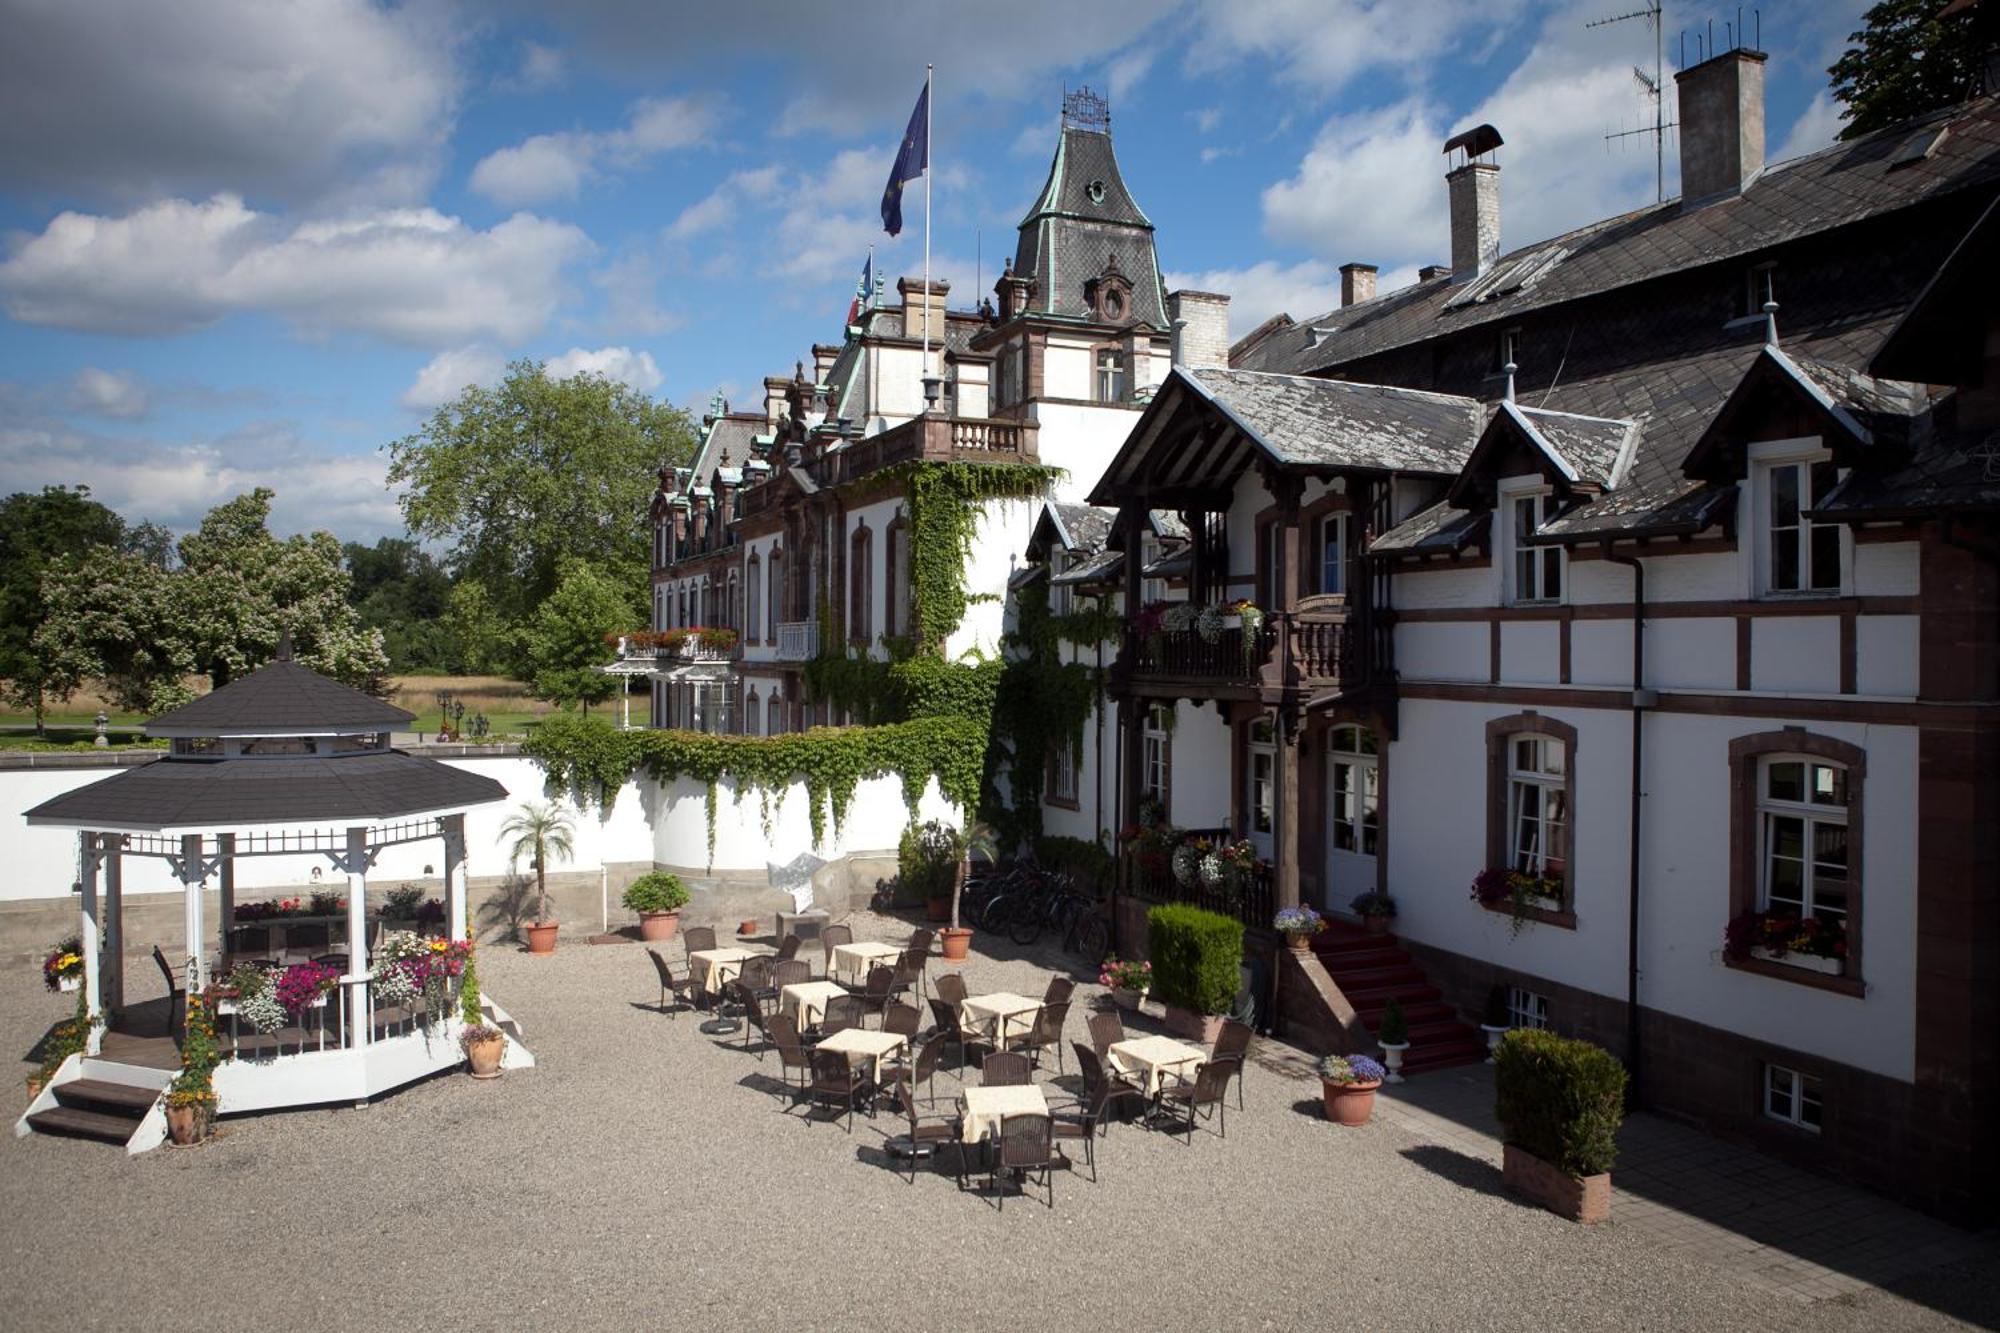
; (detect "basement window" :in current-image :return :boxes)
[1763,1063,1823,1133]
[1507,987,1550,1030]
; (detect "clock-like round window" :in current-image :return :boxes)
[1087,179,1106,204]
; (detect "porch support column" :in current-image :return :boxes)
[103,835,124,1013]
[218,833,236,954]
[1273,471,1305,911]
[442,815,468,944]
[179,832,207,990]
[79,832,103,1052]
[1274,704,1303,911]
[344,825,371,1053]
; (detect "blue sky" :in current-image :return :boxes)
[0,0,1867,542]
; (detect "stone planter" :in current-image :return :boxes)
[1502,1142,1610,1223]
[524,921,558,954]
[1363,914,1392,936]
[1379,1040,1409,1084]
[1164,1004,1226,1044]
[637,910,681,943]
[939,927,973,961]
[1110,986,1148,1011]
[56,974,80,994]
[1481,1023,1508,1062]
[1321,1077,1381,1126]
[1750,946,1843,975]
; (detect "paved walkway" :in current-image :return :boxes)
[1364,1060,1994,1304]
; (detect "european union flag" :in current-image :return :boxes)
[880,80,928,237]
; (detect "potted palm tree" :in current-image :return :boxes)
[940,822,995,962]
[501,800,575,954]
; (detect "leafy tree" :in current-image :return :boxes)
[0,485,134,731]
[1829,0,1983,141]
[386,360,695,658]
[445,579,514,676]
[522,557,636,713]
[35,489,388,713]
[344,537,453,671]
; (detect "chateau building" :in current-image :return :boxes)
[1075,50,2000,1221]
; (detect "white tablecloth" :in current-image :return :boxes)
[959,992,1042,1048]
[1108,1035,1205,1095]
[779,980,849,1028]
[816,1028,908,1084]
[830,941,902,986]
[957,1084,1049,1143]
[689,946,756,997]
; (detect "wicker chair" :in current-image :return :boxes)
[851,965,895,1021]
[925,998,967,1072]
[1086,1010,1125,1061]
[905,927,935,956]
[730,979,772,1056]
[767,1014,813,1103]
[932,971,967,1011]
[818,994,863,1040]
[1209,1018,1253,1109]
[994,1113,1055,1209]
[774,934,803,963]
[888,948,926,1003]
[883,1079,962,1185]
[770,958,811,997]
[646,947,695,1017]
[1042,975,1076,1006]
[981,1051,1032,1087]
[151,945,186,1036]
[682,925,717,957]
[819,923,854,977]
[882,1001,922,1038]
[1157,1059,1232,1142]
[1053,1041,1128,1183]
[886,1029,946,1106]
[1019,1001,1071,1076]
[807,1047,868,1132]
[739,955,777,1009]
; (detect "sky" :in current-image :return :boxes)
[0,0,1869,544]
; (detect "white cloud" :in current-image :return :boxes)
[544,346,664,393]
[469,94,721,205]
[0,0,456,206]
[509,41,567,92]
[1193,106,1224,134]
[1165,259,1343,339]
[1189,0,1496,95]
[666,165,785,240]
[69,368,151,420]
[1775,91,1844,165]
[401,346,506,412]
[0,194,593,346]
[1106,47,1156,104]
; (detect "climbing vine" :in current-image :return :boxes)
[989,578,1099,842]
[898,460,1063,653]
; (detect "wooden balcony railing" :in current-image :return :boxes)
[1126,623,1272,682]
[1119,605,1378,692]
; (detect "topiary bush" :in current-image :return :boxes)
[1378,996,1408,1046]
[622,871,690,915]
[1494,1028,1628,1178]
[1145,904,1244,1017]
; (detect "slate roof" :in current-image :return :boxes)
[1186,367,1482,473]
[690,412,763,488]
[146,658,412,737]
[1238,96,2000,379]
[1012,125,1168,329]
[1046,502,1114,553]
[1052,548,1124,586]
[1510,405,1638,489]
[1815,417,2000,516]
[23,749,509,832]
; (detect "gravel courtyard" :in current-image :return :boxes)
[4,912,1993,1332]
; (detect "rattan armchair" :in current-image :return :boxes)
[1086,1010,1125,1061]
[807,1047,869,1132]
[1019,1001,1071,1076]
[1209,1018,1253,1110]
[981,1051,1032,1086]
[1157,1059,1232,1142]
[646,947,696,1017]
[883,1079,962,1185]
[994,1113,1055,1209]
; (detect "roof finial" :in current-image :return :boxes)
[1763,296,1780,349]
[1503,359,1518,404]
[275,629,295,662]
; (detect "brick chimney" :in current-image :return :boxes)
[1339,263,1378,307]
[1443,124,1503,282]
[1168,289,1230,370]
[762,377,788,431]
[1418,264,1450,282]
[898,276,949,345]
[1676,48,1767,203]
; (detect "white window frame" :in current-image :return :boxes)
[1049,550,1073,616]
[1507,986,1550,1030]
[1096,348,1126,403]
[1246,718,1275,853]
[1046,743,1077,807]
[1329,724,1379,856]
[1141,704,1171,807]
[1757,755,1850,926]
[1318,513,1349,599]
[1750,439,1846,597]
[1502,481,1564,606]
[1763,1063,1823,1133]
[1507,735,1567,880]
[1140,532,1165,605]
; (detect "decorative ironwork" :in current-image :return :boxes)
[1062,85,1110,133]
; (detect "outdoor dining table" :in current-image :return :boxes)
[957,1084,1049,1143]
[816,1028,908,1091]
[829,940,902,986]
[1108,1034,1206,1095]
[958,991,1042,1050]
[779,979,849,1029]
[689,946,758,997]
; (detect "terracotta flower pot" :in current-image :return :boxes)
[737,919,760,937]
[165,1101,211,1146]
[939,927,973,961]
[1363,915,1391,936]
[464,1034,506,1079]
[524,921,559,954]
[25,1075,44,1100]
[1322,1077,1381,1126]
[638,910,681,943]
[1285,934,1314,954]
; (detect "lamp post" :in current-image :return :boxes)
[93,710,109,748]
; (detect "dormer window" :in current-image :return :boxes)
[1085,255,1132,325]
[1504,484,1563,605]
[1752,443,1844,596]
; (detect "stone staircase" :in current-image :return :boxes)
[1310,922,1487,1075]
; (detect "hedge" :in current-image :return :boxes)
[1145,903,1243,1016]
[1493,1028,1628,1178]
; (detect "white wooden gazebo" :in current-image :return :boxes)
[16,640,531,1149]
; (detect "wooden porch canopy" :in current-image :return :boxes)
[22,641,507,1052]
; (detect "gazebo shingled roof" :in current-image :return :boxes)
[145,656,413,737]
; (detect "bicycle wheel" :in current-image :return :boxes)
[1071,912,1111,968]
[1009,903,1043,947]
[980,892,1016,933]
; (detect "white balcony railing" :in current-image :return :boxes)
[775,620,818,662]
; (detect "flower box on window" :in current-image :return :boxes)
[1724,909,1847,976]
[1749,947,1843,976]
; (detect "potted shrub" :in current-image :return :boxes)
[901,822,959,923]
[1495,1029,1627,1223]
[164,990,220,1147]
[1319,1053,1386,1126]
[940,822,994,962]
[1350,890,1397,935]
[622,871,690,942]
[1376,997,1410,1083]
[1099,955,1152,1009]
[1146,903,1244,1043]
[460,1023,507,1079]
[1273,905,1326,952]
[379,883,425,930]
[501,800,576,954]
[1481,984,1511,1061]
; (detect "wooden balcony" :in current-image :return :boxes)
[1125,623,1272,687]
[1115,602,1380,699]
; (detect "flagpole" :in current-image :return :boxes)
[923,63,933,394]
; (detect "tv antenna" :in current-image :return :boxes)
[1589,0,1675,202]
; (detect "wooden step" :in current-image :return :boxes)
[27,1105,139,1143]
[53,1078,158,1116]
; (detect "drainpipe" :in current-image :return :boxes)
[1603,542,1648,1103]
